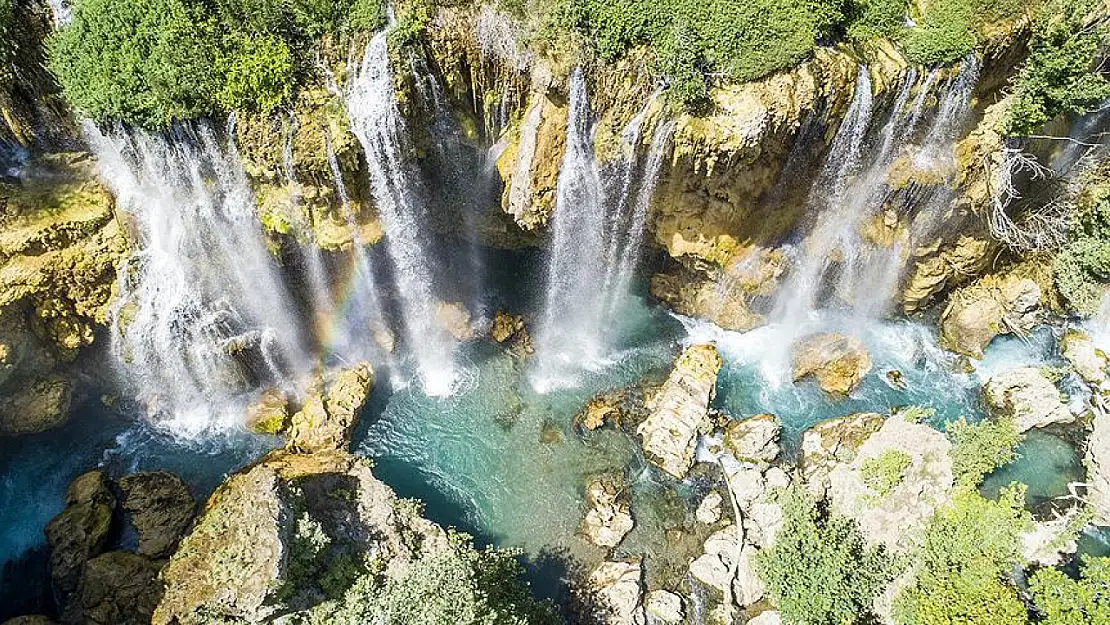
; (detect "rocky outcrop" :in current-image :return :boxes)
[44,471,115,606]
[688,525,765,608]
[696,491,724,525]
[801,412,885,498]
[1087,404,1110,526]
[581,473,634,548]
[649,269,765,332]
[645,590,683,623]
[983,367,1073,433]
[244,389,290,434]
[496,92,566,231]
[727,465,791,549]
[1062,329,1108,385]
[286,362,374,452]
[489,310,534,357]
[637,344,722,479]
[724,414,781,463]
[825,414,955,553]
[66,551,162,625]
[587,559,645,625]
[792,333,872,396]
[118,472,196,559]
[940,275,1041,358]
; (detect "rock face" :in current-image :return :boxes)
[67,551,163,625]
[649,270,765,332]
[244,389,290,434]
[45,471,116,605]
[940,275,1041,358]
[801,413,885,497]
[696,491,724,525]
[581,473,634,548]
[587,559,645,625]
[724,414,781,463]
[825,414,955,553]
[688,525,765,608]
[645,590,684,623]
[983,367,1073,433]
[118,472,196,559]
[791,333,872,396]
[637,344,722,479]
[286,362,374,452]
[1087,405,1110,526]
[1062,329,1108,385]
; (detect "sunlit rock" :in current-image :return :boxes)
[940,275,1041,358]
[489,310,533,356]
[581,473,634,548]
[436,301,476,341]
[801,413,885,498]
[1022,508,1082,567]
[689,524,764,607]
[287,362,374,452]
[724,414,781,463]
[1087,405,1110,526]
[826,413,954,553]
[578,393,622,430]
[587,559,645,625]
[45,471,116,607]
[903,236,994,314]
[748,611,782,625]
[1061,329,1108,385]
[645,589,684,623]
[649,267,767,332]
[118,472,196,559]
[983,367,1073,433]
[637,344,722,479]
[244,388,290,435]
[791,333,872,396]
[696,491,724,525]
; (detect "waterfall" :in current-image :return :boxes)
[347,31,457,395]
[280,123,335,329]
[89,121,309,436]
[533,71,670,387]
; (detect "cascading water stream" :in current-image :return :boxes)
[89,121,310,436]
[347,30,458,395]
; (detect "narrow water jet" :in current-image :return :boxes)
[347,30,458,395]
[89,121,309,436]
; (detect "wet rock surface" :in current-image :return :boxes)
[66,551,162,625]
[724,414,781,463]
[581,473,634,548]
[287,362,374,452]
[791,333,872,396]
[983,367,1073,433]
[45,471,116,606]
[1061,329,1108,385]
[940,275,1041,358]
[118,472,196,559]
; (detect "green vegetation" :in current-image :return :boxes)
[299,531,561,625]
[1002,0,1110,137]
[48,0,385,127]
[901,0,977,65]
[861,449,913,496]
[1030,556,1110,624]
[847,0,908,42]
[946,416,1023,484]
[893,484,1032,625]
[755,486,898,625]
[1054,176,1110,313]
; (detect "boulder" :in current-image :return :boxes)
[826,414,955,553]
[578,392,622,430]
[696,491,723,525]
[0,376,73,435]
[983,367,1073,433]
[436,301,476,341]
[637,344,722,479]
[581,473,634,548]
[287,362,374,452]
[244,389,290,434]
[724,414,781,463]
[587,559,645,625]
[1061,329,1108,385]
[688,525,764,607]
[726,466,790,548]
[791,333,872,396]
[649,271,765,332]
[45,471,115,605]
[1087,405,1110,526]
[489,310,533,356]
[940,276,1041,358]
[801,413,885,497]
[1022,509,1082,567]
[66,551,162,625]
[748,611,783,625]
[645,590,684,623]
[118,472,196,559]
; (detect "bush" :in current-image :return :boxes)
[946,416,1022,485]
[901,0,976,65]
[847,0,907,42]
[754,486,898,625]
[1030,555,1110,624]
[1054,178,1110,313]
[893,485,1031,625]
[861,449,913,496]
[1002,0,1110,137]
[217,35,296,114]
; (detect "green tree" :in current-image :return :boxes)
[1002,0,1110,137]
[1030,556,1110,625]
[946,416,1022,485]
[893,485,1032,625]
[901,0,976,65]
[755,487,898,625]
[1054,175,1110,313]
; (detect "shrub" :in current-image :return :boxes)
[893,484,1031,625]
[861,449,913,496]
[1030,555,1110,624]
[946,416,1022,485]
[901,0,976,65]
[217,35,296,114]
[1002,0,1110,137]
[754,486,898,625]
[847,0,907,42]
[1054,177,1110,313]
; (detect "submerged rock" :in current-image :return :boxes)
[724,414,781,463]
[118,472,196,559]
[645,590,684,623]
[1061,329,1108,385]
[578,393,622,430]
[940,275,1041,358]
[436,301,477,341]
[581,473,634,548]
[286,362,374,452]
[983,367,1073,433]
[637,344,722,479]
[45,470,116,606]
[587,559,645,625]
[489,310,534,357]
[791,333,872,396]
